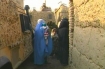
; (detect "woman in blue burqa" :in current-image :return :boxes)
[33,19,53,65]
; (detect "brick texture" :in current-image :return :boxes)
[30,11,55,28]
[0,0,33,68]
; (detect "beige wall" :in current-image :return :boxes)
[13,0,24,8]
[0,0,33,68]
[31,11,55,28]
[70,0,105,69]
[54,5,69,24]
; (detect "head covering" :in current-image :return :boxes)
[57,21,61,28]
[59,18,69,29]
[33,19,52,65]
[35,19,45,30]
[58,18,69,65]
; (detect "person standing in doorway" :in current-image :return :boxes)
[58,18,69,65]
[33,19,53,65]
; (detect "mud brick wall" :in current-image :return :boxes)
[23,32,33,58]
[54,5,69,24]
[70,0,105,69]
[13,0,24,8]
[0,0,22,48]
[0,0,33,68]
[31,11,55,28]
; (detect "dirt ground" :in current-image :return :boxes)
[17,53,69,69]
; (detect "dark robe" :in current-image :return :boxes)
[58,18,69,65]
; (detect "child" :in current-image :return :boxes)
[51,28,59,58]
[41,23,51,64]
[42,23,49,46]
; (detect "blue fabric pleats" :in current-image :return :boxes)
[33,19,52,65]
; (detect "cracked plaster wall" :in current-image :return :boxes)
[70,0,105,69]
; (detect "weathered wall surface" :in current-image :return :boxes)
[0,0,33,68]
[0,0,22,49]
[13,0,24,8]
[31,11,55,28]
[70,0,105,69]
[54,5,69,24]
[71,27,105,69]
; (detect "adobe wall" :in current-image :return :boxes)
[54,5,69,24]
[0,0,33,67]
[70,0,105,69]
[31,11,55,28]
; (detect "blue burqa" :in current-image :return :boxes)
[34,19,53,65]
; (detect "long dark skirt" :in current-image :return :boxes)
[59,47,69,65]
